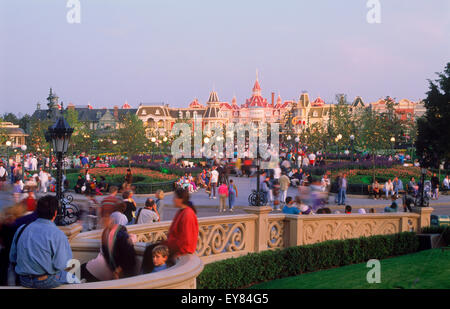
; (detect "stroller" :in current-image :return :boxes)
[414,180,431,207]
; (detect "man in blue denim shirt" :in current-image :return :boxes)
[9,195,79,288]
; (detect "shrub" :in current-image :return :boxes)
[421,226,450,245]
[197,232,419,289]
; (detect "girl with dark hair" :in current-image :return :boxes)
[81,224,137,282]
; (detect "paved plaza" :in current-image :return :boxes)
[3,176,449,221]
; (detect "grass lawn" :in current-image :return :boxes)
[250,249,450,289]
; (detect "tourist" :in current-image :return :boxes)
[299,204,313,215]
[403,194,414,212]
[431,173,440,200]
[272,179,281,209]
[369,208,376,214]
[408,177,419,196]
[443,175,449,191]
[21,190,37,213]
[74,175,85,194]
[218,182,229,213]
[384,195,399,213]
[209,166,219,199]
[97,176,107,194]
[334,174,341,204]
[141,244,170,274]
[136,199,159,224]
[344,205,352,214]
[321,174,331,192]
[358,208,367,214]
[122,191,137,224]
[125,168,133,185]
[372,179,381,200]
[9,195,79,288]
[279,172,290,204]
[36,168,47,193]
[0,162,8,189]
[228,179,238,212]
[393,177,404,196]
[165,188,199,259]
[155,189,165,221]
[110,202,129,226]
[100,186,120,227]
[80,224,138,282]
[383,179,395,199]
[337,174,347,206]
[261,176,271,206]
[282,197,300,215]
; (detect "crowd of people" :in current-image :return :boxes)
[0,187,198,288]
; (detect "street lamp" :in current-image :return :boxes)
[390,137,395,155]
[336,134,342,161]
[5,141,11,169]
[350,134,355,161]
[21,145,27,180]
[420,167,427,207]
[47,115,74,225]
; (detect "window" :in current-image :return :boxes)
[142,109,147,115]
[313,111,318,117]
[155,109,160,115]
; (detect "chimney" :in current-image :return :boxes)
[271,92,275,106]
[114,105,119,120]
[68,102,75,111]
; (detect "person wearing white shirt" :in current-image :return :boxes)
[136,199,160,224]
[209,167,219,199]
[443,175,449,190]
[0,162,8,188]
[308,153,316,166]
[273,166,282,180]
[110,203,129,226]
[39,168,49,193]
[31,156,38,171]
[384,179,395,199]
[321,174,331,192]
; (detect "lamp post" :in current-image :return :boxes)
[255,140,261,207]
[420,167,427,207]
[350,134,355,162]
[5,141,11,169]
[390,137,395,156]
[336,134,342,162]
[47,114,73,225]
[20,145,27,180]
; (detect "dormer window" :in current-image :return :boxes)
[142,109,147,115]
[155,109,160,115]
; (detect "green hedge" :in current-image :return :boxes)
[197,232,419,289]
[421,226,450,245]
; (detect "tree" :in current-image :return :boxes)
[1,113,19,125]
[18,114,32,133]
[64,109,94,154]
[357,108,392,181]
[28,117,52,154]
[416,63,450,168]
[116,114,148,166]
[0,117,8,145]
[328,94,356,152]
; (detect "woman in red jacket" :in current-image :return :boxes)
[166,188,198,257]
[141,188,199,273]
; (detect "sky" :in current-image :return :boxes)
[0,0,449,116]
